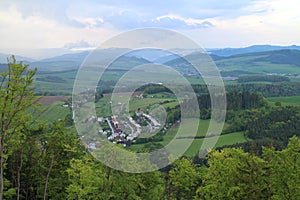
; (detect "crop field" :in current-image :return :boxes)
[38,96,69,105]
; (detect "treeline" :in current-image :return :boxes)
[237,75,290,83]
[97,82,300,101]
[160,92,266,122]
[196,92,267,110]
[224,105,300,154]
[177,92,267,120]
[246,106,300,144]
[192,83,300,97]
[226,82,300,97]
[142,84,171,94]
[36,76,67,83]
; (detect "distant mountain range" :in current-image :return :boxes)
[1,45,300,75]
[0,53,36,63]
[207,45,300,57]
[164,49,300,76]
[1,44,299,63]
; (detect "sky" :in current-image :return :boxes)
[0,0,299,56]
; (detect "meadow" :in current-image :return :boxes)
[129,118,248,157]
[268,95,300,106]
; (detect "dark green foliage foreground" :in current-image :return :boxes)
[0,57,299,199]
[5,133,300,200]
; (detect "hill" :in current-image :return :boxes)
[0,53,35,63]
[164,49,300,76]
[208,44,300,56]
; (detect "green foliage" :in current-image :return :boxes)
[36,75,67,83]
[237,75,290,83]
[167,158,202,199]
[194,136,300,200]
[245,106,300,144]
[39,121,80,200]
[263,136,300,200]
[0,56,37,199]
[196,148,271,199]
[226,82,300,97]
[67,156,109,200]
[67,154,164,200]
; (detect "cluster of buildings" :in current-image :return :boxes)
[97,108,162,147]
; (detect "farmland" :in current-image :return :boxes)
[129,118,247,157]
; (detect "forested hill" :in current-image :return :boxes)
[208,44,300,56]
[221,49,300,66]
[164,49,300,75]
[2,46,300,74]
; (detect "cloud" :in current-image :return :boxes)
[153,15,214,29]
[0,0,300,50]
[74,17,104,28]
[0,0,261,29]
[63,40,93,49]
[80,11,214,30]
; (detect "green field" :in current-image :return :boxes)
[129,119,248,157]
[34,70,77,94]
[33,101,71,122]
[183,132,247,157]
[268,95,300,106]
[95,94,178,117]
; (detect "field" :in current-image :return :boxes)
[183,132,247,157]
[38,96,69,105]
[33,101,71,122]
[95,94,178,117]
[34,70,77,95]
[268,95,300,106]
[129,119,248,157]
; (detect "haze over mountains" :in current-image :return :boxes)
[1,45,300,76]
[207,45,300,57]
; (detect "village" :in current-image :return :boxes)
[95,107,162,148]
[70,89,178,150]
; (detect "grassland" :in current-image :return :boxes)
[268,95,300,106]
[129,119,248,157]
[95,94,178,117]
[34,70,77,94]
[183,132,247,157]
[33,101,71,122]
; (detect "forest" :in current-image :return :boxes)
[0,57,299,200]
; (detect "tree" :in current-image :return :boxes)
[196,148,271,199]
[0,56,37,200]
[66,155,109,200]
[263,136,300,200]
[167,158,202,199]
[39,121,80,200]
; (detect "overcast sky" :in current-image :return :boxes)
[0,0,299,51]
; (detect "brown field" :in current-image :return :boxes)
[38,96,69,105]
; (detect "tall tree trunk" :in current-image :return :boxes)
[43,150,54,200]
[17,148,23,200]
[0,135,5,200]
